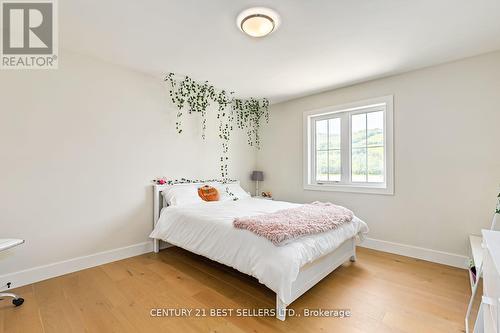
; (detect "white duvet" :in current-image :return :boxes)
[150,198,369,303]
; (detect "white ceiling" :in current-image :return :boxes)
[62,0,500,103]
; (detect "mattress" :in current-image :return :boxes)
[150,198,369,302]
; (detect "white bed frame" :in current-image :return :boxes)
[151,184,357,321]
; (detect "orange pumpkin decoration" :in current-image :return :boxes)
[197,185,219,202]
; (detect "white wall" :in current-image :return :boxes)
[258,51,500,257]
[0,50,256,280]
[2,48,499,285]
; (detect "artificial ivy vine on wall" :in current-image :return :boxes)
[165,73,270,179]
[496,192,500,214]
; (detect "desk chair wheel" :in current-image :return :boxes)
[12,298,24,306]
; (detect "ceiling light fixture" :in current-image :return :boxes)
[237,7,280,38]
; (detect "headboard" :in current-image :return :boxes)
[153,180,241,229]
[153,184,169,229]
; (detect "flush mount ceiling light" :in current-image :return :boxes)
[237,7,280,38]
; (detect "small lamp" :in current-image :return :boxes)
[251,171,264,197]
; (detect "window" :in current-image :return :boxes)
[304,96,394,194]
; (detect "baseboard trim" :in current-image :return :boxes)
[360,237,468,269]
[0,237,467,291]
[0,241,153,292]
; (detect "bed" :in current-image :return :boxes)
[150,183,368,320]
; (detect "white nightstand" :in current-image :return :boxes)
[253,196,273,200]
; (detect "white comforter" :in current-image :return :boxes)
[150,198,369,303]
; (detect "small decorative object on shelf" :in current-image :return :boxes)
[253,192,273,200]
[261,191,272,198]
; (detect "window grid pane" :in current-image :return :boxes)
[351,113,366,148]
[316,120,328,151]
[315,118,341,182]
[351,147,367,182]
[328,149,341,182]
[316,150,328,181]
[328,118,341,150]
[368,146,384,183]
[351,111,384,183]
[367,111,384,147]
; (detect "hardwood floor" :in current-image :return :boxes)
[0,247,469,333]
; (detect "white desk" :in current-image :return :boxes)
[0,238,25,307]
[482,230,500,333]
[0,239,24,252]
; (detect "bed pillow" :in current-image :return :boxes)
[217,182,251,201]
[197,185,219,202]
[162,184,204,206]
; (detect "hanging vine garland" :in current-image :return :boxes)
[165,73,217,139]
[164,73,270,179]
[233,98,270,148]
[215,90,234,178]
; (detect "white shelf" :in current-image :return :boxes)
[470,235,484,269]
[469,234,484,290]
[483,230,500,279]
[465,212,499,333]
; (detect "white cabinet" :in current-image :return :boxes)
[482,230,500,333]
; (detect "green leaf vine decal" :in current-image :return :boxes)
[496,192,500,214]
[165,73,270,179]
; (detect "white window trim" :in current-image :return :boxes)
[303,95,394,195]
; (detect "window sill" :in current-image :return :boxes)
[304,183,394,195]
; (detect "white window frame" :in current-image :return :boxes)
[303,95,394,195]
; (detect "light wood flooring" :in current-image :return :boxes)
[0,247,470,333]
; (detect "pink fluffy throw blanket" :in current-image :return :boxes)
[233,202,354,245]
